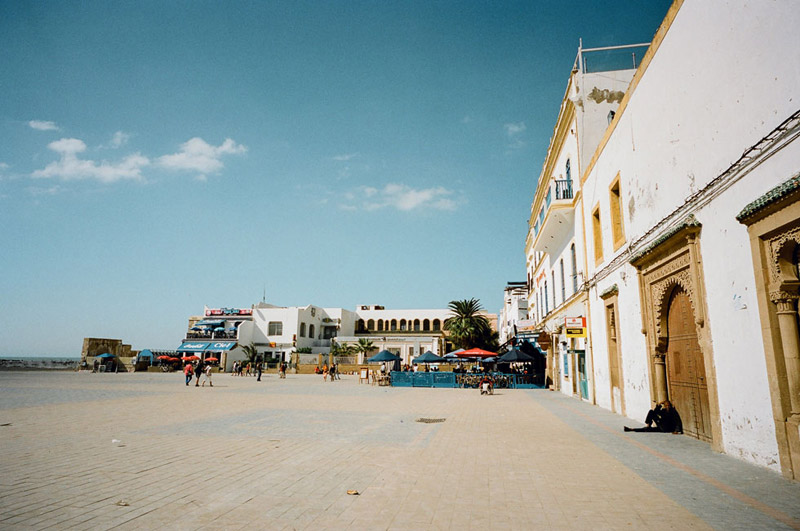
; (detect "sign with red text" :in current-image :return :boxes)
[565,316,586,338]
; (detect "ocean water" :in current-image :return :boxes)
[0,356,80,370]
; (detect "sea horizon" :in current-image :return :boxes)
[0,355,80,361]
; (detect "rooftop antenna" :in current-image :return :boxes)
[262,285,266,303]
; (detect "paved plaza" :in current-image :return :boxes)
[0,371,799,530]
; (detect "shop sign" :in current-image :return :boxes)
[565,316,586,338]
[516,319,536,332]
[206,308,253,316]
[537,331,551,350]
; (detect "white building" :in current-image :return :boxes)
[180,302,456,370]
[548,0,800,478]
[525,41,641,397]
[499,282,528,345]
[338,305,453,364]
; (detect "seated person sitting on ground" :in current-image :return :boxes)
[624,400,683,434]
[479,374,494,394]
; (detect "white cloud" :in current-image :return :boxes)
[109,131,130,148]
[28,120,60,131]
[157,137,246,175]
[352,183,457,212]
[28,185,64,196]
[504,121,527,150]
[333,153,358,161]
[32,137,149,183]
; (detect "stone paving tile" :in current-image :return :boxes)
[0,372,798,530]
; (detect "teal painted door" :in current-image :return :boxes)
[576,350,588,399]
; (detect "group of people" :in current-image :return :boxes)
[183,360,213,387]
[315,363,341,381]
[230,360,288,381]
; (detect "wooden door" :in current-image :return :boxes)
[606,304,623,414]
[666,288,712,441]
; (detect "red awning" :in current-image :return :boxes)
[455,348,496,358]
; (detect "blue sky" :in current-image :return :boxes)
[1,0,671,356]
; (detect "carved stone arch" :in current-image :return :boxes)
[631,217,721,449]
[653,270,698,345]
[769,228,800,284]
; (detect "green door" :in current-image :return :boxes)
[576,350,588,399]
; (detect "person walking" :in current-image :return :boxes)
[194,360,202,387]
[183,362,194,386]
[201,364,213,387]
[279,362,287,379]
[256,361,263,382]
[232,361,239,376]
[323,363,329,382]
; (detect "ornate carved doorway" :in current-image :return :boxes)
[632,216,722,450]
[665,287,712,441]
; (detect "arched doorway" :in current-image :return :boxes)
[665,286,711,442]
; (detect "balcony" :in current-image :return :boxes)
[554,179,573,200]
[530,178,576,255]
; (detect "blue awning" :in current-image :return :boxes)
[177,341,210,353]
[196,320,224,326]
[205,341,236,352]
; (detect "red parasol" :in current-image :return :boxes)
[455,348,496,358]
[204,357,219,362]
[181,355,200,361]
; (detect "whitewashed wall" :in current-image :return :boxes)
[580,0,800,470]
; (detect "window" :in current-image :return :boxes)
[377,319,384,331]
[299,323,306,337]
[552,271,556,309]
[413,319,420,331]
[423,319,430,331]
[367,319,375,330]
[560,259,566,303]
[432,319,441,331]
[592,205,604,264]
[391,319,397,331]
[308,324,315,339]
[607,110,616,125]
[571,243,578,293]
[268,321,283,335]
[400,319,407,331]
[610,174,626,250]
[565,159,571,183]
[544,281,549,315]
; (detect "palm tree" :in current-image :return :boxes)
[355,338,376,361]
[444,298,493,350]
[241,342,259,364]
